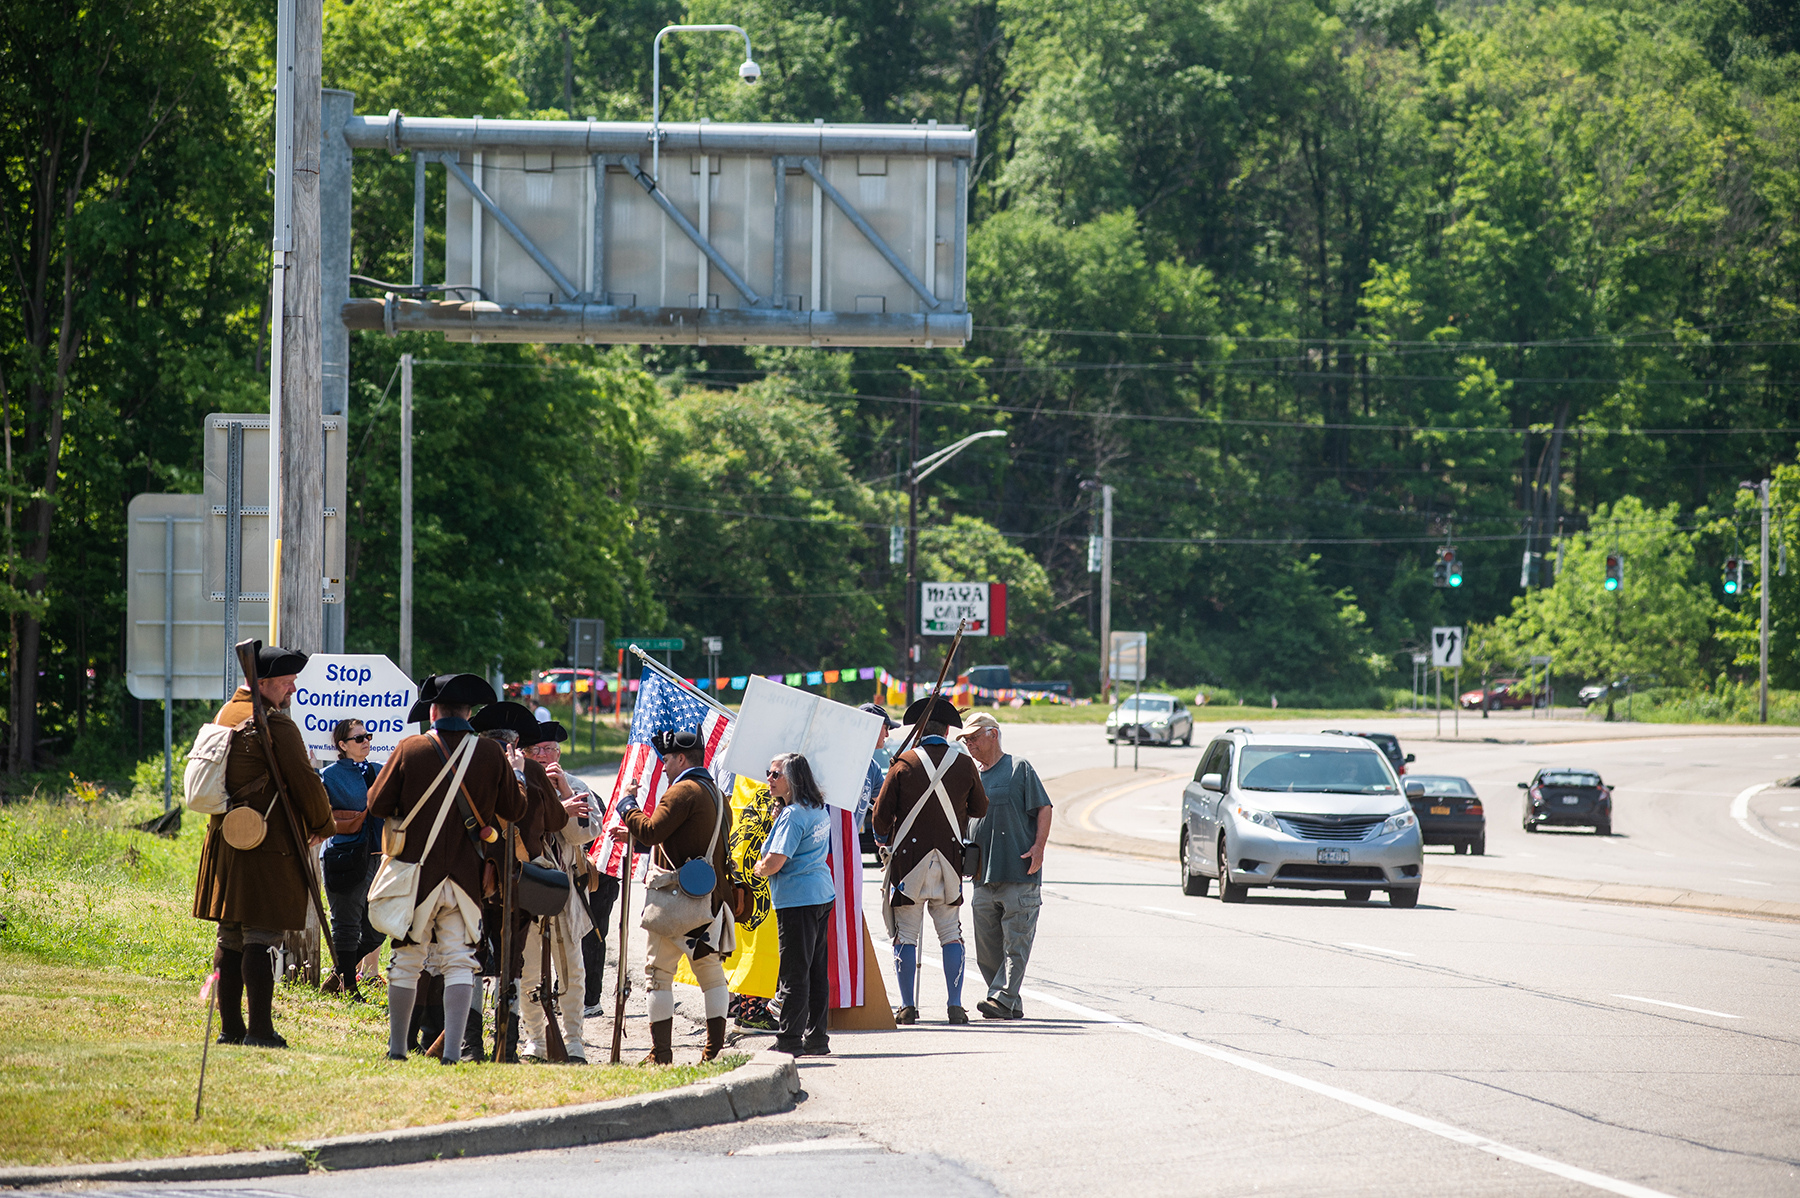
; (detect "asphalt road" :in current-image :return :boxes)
[1009,715,1800,905]
[98,714,1800,1197]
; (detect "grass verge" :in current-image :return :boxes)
[989,703,1436,726]
[0,791,737,1167]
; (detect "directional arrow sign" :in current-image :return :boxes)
[1431,626,1464,669]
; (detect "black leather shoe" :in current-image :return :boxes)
[217,1031,246,1046]
[976,998,1011,1020]
[242,1031,288,1049]
[894,1005,918,1025]
[947,1006,970,1025]
[798,1041,831,1057]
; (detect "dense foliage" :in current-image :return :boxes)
[3,0,1798,779]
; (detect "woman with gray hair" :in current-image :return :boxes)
[753,753,836,1056]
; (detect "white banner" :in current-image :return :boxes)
[718,675,886,811]
[290,654,418,763]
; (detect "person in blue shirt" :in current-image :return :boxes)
[754,752,837,1057]
[320,719,384,1000]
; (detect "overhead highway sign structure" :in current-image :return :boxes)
[336,112,974,348]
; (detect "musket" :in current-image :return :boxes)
[494,823,518,1063]
[538,914,569,1063]
[894,617,969,760]
[610,851,631,1064]
[234,639,343,980]
[193,967,219,1121]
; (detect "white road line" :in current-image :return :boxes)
[1730,783,1799,851]
[1613,994,1742,1019]
[1141,905,1198,918]
[732,1138,875,1156]
[1340,941,1416,957]
[1016,985,1679,1198]
[1727,878,1773,886]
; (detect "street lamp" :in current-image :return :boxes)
[651,24,759,183]
[902,420,1006,699]
[1739,478,1772,723]
[1079,479,1114,702]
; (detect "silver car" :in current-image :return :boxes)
[1105,693,1194,745]
[1178,732,1424,907]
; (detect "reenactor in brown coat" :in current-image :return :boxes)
[873,696,988,1026]
[367,673,526,1063]
[191,645,333,1048]
[608,728,735,1064]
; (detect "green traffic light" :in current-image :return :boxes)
[1448,574,1463,587]
[1724,580,1738,595]
[1604,577,1619,591]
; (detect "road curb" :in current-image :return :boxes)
[0,1051,800,1187]
[1046,767,1176,862]
[1423,864,1800,923]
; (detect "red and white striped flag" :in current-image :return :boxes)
[824,805,865,1007]
[591,669,733,880]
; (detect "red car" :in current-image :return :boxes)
[1459,678,1537,711]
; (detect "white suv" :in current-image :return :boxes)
[1178,732,1424,908]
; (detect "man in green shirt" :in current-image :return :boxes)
[956,712,1053,1020]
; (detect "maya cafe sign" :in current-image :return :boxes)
[920,582,1008,636]
[290,654,418,762]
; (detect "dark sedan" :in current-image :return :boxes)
[1520,768,1612,835]
[1404,774,1486,854]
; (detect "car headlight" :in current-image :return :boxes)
[1232,802,1279,830]
[1381,809,1418,835]
[1152,719,1168,727]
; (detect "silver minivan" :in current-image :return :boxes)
[1179,732,1424,907]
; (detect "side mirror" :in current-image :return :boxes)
[1404,781,1424,798]
[1404,753,1416,763]
[1517,781,1529,789]
[1200,772,1224,793]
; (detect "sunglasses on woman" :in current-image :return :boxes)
[765,768,782,779]
[344,733,372,744]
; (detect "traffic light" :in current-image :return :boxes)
[1433,547,1461,588]
[1604,553,1624,591]
[1723,558,1742,595]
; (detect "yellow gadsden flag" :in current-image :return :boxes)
[676,773,779,996]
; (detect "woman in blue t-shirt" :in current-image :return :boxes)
[754,753,836,1056]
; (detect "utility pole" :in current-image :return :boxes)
[268,0,325,652]
[399,354,413,677]
[1759,478,1771,724]
[1099,485,1114,702]
[903,390,920,701]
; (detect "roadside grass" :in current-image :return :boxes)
[0,791,736,1166]
[1625,684,1800,725]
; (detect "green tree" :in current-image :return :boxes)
[1471,498,1719,714]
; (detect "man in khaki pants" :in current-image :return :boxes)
[955,712,1053,1020]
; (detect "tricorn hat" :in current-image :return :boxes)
[902,695,963,729]
[407,672,499,724]
[255,644,309,679]
[521,720,570,747]
[650,727,706,757]
[471,701,537,735]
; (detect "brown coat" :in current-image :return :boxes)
[514,757,570,861]
[622,773,733,915]
[873,741,989,889]
[366,728,526,942]
[191,688,334,931]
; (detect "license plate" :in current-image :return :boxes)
[1430,806,1451,815]
[1562,796,1579,804]
[1317,848,1350,865]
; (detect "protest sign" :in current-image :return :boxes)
[719,675,885,811]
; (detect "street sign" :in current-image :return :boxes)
[920,582,1006,636]
[202,413,347,669]
[1529,654,1552,666]
[1431,626,1464,669]
[612,637,684,652]
[1109,631,1148,683]
[339,113,974,348]
[569,618,605,670]
[126,494,256,701]
[703,636,724,655]
[290,654,418,763]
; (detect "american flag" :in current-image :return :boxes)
[824,806,865,1007]
[591,668,734,879]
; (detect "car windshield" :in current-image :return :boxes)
[1119,698,1171,714]
[1238,747,1397,794]
[1408,776,1473,797]
[1540,771,1602,787]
